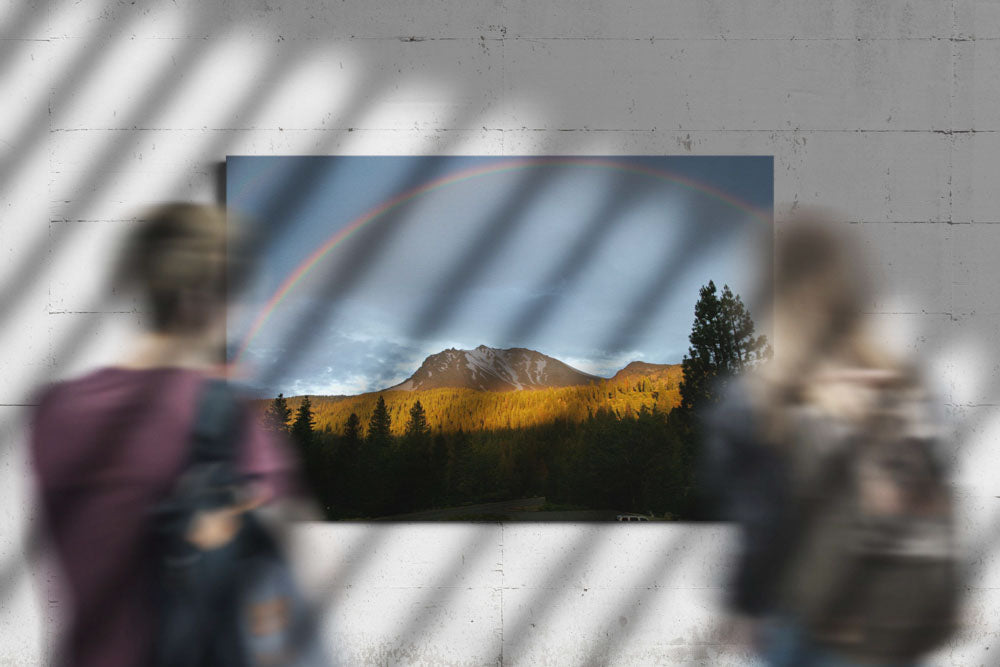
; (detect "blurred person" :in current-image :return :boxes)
[703,213,960,666]
[31,204,321,666]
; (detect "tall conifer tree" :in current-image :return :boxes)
[367,395,392,446]
[344,412,362,442]
[679,281,768,412]
[264,392,292,433]
[405,400,430,441]
[290,395,316,446]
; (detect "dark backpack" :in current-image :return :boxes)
[780,381,961,661]
[150,379,327,667]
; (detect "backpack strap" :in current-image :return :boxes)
[189,378,243,467]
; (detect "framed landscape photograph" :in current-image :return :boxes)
[226,155,773,521]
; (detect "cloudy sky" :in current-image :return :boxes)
[227,156,772,397]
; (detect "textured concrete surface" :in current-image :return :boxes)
[2,1,999,664]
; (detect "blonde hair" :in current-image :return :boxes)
[756,212,908,440]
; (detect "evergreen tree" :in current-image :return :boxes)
[344,412,363,442]
[676,281,768,516]
[679,281,768,412]
[367,395,392,446]
[290,395,316,446]
[264,392,292,433]
[402,400,433,507]
[404,400,430,440]
[362,396,393,515]
[288,396,327,513]
[340,412,364,512]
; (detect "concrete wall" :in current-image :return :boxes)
[2,1,998,664]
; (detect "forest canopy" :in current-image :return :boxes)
[260,281,767,520]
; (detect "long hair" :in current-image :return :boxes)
[755,212,909,441]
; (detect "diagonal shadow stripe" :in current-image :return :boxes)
[7,35,379,414]
[0,7,220,327]
[370,523,499,662]
[252,135,496,390]
[601,205,755,355]
[498,169,660,346]
[0,367,196,611]
[3,9,996,664]
[577,525,721,665]
[6,41,522,660]
[0,39,343,595]
[0,39,384,604]
[0,0,57,88]
[404,163,565,344]
[0,31,435,448]
[222,44,510,390]
[499,525,612,663]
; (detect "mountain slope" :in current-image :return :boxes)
[390,345,599,392]
[611,361,682,383]
[272,347,685,434]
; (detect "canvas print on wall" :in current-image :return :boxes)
[226,156,773,521]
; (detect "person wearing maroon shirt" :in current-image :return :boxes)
[31,204,298,666]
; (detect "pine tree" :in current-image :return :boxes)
[337,412,364,515]
[290,395,316,446]
[344,412,363,442]
[679,281,768,412]
[405,400,430,440]
[675,281,768,516]
[264,392,292,433]
[367,395,392,446]
[361,396,394,515]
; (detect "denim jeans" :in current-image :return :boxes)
[762,618,918,667]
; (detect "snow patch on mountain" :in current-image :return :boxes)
[533,358,547,383]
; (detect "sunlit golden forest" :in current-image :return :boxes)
[283,364,683,436]
[259,281,769,520]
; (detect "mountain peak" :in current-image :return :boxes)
[611,360,682,382]
[390,345,598,392]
